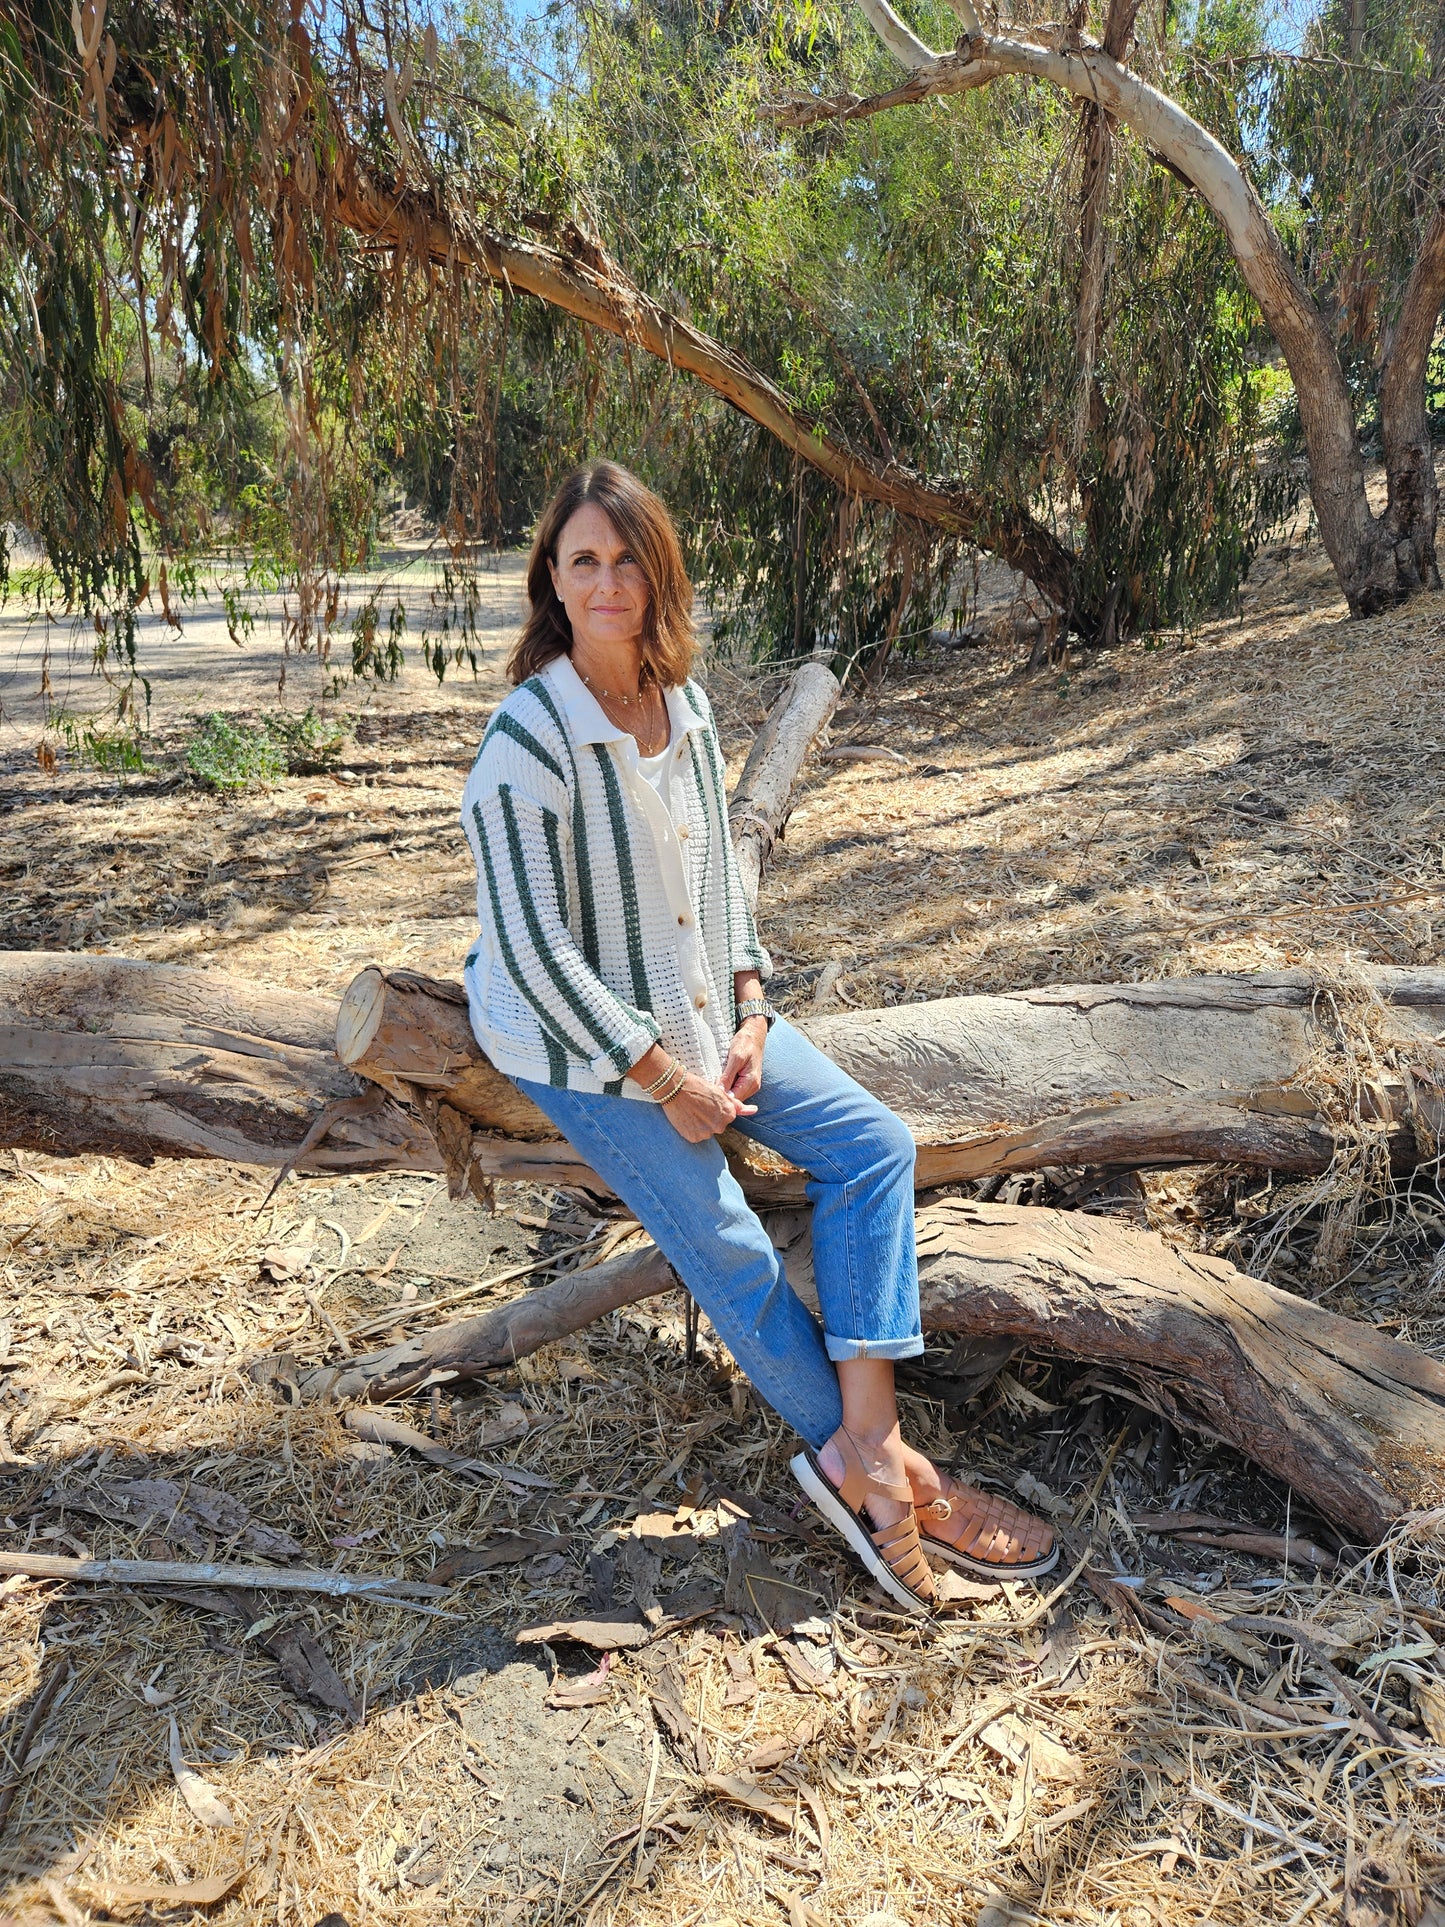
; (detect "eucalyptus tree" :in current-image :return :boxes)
[3,0,1423,698]
[770,0,1445,615]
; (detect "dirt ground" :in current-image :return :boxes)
[1,539,1444,1926]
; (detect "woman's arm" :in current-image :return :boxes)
[720,970,768,1103]
[624,970,767,1141]
[466,782,661,1081]
[625,1036,757,1143]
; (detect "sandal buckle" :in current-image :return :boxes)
[925,1498,952,1522]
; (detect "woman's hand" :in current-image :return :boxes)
[663,1071,756,1143]
[721,1015,767,1105]
[626,1042,755,1141]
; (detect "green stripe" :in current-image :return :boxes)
[543,1034,569,1086]
[541,808,570,928]
[687,734,716,912]
[527,676,601,968]
[472,801,591,1063]
[682,679,707,723]
[592,745,654,1013]
[498,784,641,1075]
[699,724,738,979]
[488,712,565,784]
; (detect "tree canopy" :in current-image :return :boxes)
[1,0,1440,703]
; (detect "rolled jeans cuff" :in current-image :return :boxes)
[823,1332,925,1363]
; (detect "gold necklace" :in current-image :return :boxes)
[580,668,668,756]
[577,666,645,707]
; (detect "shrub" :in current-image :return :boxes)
[267,706,351,774]
[54,711,146,778]
[185,714,287,792]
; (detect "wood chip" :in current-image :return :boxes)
[517,1611,653,1652]
[428,1533,567,1584]
[260,1623,359,1719]
[546,1655,613,1709]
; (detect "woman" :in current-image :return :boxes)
[461,461,1056,1611]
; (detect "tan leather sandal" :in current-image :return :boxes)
[915,1471,1059,1579]
[790,1431,936,1614]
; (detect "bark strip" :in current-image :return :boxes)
[6,958,1443,1184]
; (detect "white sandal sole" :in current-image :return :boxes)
[789,1451,934,1617]
[923,1534,1061,1581]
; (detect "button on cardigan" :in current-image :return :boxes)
[460,655,771,1095]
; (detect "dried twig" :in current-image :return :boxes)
[0,1551,448,1605]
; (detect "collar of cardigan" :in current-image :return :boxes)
[544,654,708,753]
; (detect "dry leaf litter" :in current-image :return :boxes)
[0,541,1443,1925]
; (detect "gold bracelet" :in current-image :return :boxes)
[655,1060,688,1104]
[639,1055,680,1098]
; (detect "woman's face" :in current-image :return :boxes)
[549,502,650,658]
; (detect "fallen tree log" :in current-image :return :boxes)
[6,956,1444,1187]
[331,964,1445,1197]
[727,654,841,910]
[267,1200,1445,1544]
[0,951,442,1173]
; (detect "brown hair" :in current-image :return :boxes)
[507,461,695,689]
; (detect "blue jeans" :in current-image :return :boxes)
[515,1016,922,1449]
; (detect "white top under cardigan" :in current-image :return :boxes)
[459,655,771,1095]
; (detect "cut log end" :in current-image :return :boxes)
[335,966,388,1067]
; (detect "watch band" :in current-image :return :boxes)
[736,997,776,1030]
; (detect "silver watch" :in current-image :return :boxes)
[735,997,776,1030]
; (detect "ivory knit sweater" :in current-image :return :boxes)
[460,654,770,1094]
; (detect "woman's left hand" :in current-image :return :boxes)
[721,1015,767,1104]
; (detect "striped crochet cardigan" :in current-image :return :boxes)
[460,653,770,1094]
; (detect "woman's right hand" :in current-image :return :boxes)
[662,1071,757,1143]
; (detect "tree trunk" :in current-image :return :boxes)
[1380,203,1445,593]
[270,1197,1445,1543]
[727,655,841,911]
[783,2,1411,616]
[6,959,1443,1187]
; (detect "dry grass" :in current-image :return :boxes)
[2,541,1445,1925]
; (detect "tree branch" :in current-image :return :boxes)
[330,144,1079,608]
[770,20,1399,614]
